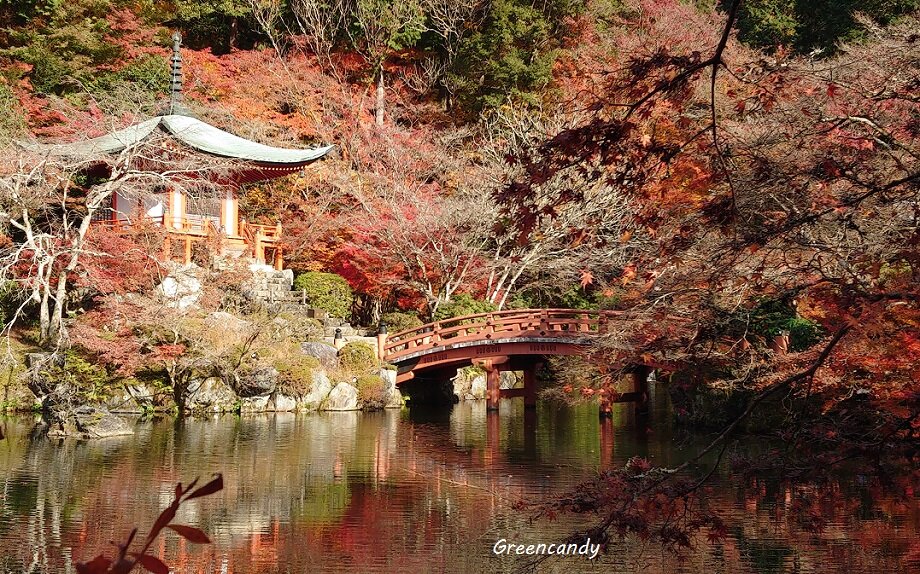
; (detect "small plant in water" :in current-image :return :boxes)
[76,474,223,574]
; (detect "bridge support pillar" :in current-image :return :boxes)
[486,367,501,411]
[599,396,613,418]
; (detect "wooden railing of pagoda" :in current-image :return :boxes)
[94,213,283,268]
[381,308,623,363]
[239,220,283,270]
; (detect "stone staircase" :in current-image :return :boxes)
[245,263,294,302]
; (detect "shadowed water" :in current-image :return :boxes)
[0,385,917,573]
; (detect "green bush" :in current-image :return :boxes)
[293,272,353,318]
[39,350,113,402]
[785,317,823,352]
[274,355,321,396]
[747,298,824,351]
[505,284,620,310]
[0,84,26,143]
[0,282,24,326]
[355,374,386,409]
[381,311,423,334]
[433,294,496,321]
[337,341,378,373]
[114,54,169,95]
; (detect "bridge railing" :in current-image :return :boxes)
[382,308,623,361]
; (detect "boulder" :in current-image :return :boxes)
[300,370,332,410]
[469,375,487,400]
[500,371,519,389]
[77,409,134,438]
[385,386,403,408]
[233,364,278,397]
[301,342,339,369]
[206,311,252,333]
[185,377,237,412]
[158,272,202,310]
[270,393,298,412]
[106,387,143,413]
[240,395,270,413]
[379,369,402,408]
[107,383,171,413]
[47,406,134,439]
[324,382,359,411]
[452,368,487,400]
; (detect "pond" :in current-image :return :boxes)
[1,385,918,573]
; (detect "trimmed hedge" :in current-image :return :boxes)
[293,272,353,318]
[433,293,496,321]
[381,311,423,334]
[337,341,378,373]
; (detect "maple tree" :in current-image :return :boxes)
[487,0,920,552]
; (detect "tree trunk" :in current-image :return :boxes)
[375,67,385,126]
[230,17,239,50]
[49,272,68,344]
[39,282,51,344]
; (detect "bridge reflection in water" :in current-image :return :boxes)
[1,385,916,573]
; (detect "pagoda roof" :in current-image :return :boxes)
[38,114,334,167]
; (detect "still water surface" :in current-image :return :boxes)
[1,388,918,573]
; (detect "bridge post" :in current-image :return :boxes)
[599,395,613,418]
[486,367,501,411]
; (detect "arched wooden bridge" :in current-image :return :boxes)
[378,309,652,410]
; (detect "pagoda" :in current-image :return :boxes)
[39,33,333,270]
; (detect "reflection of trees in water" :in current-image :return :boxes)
[0,406,918,573]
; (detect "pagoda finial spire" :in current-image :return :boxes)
[169,31,183,115]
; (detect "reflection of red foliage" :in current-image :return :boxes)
[76,475,223,574]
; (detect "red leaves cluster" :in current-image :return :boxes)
[80,226,165,296]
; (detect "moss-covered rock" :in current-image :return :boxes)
[273,355,321,396]
[267,314,324,342]
[231,363,278,397]
[337,341,378,373]
[325,382,359,411]
[355,374,386,410]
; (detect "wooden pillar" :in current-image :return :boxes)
[486,367,500,411]
[221,190,238,236]
[376,324,388,361]
[599,394,613,418]
[274,246,283,271]
[183,236,192,265]
[254,231,264,263]
[523,366,538,408]
[169,188,184,230]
